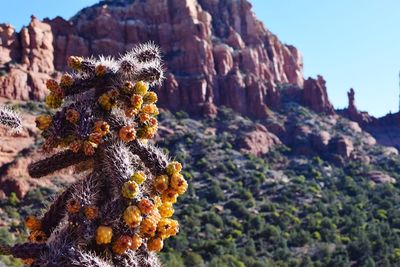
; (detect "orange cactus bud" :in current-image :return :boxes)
[119,126,136,143]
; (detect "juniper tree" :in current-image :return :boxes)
[0,43,187,267]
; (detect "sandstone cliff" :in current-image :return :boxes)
[0,0,336,118]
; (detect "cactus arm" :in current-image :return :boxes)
[40,186,73,236]
[28,150,91,178]
[64,73,116,97]
[0,243,48,259]
[129,140,169,176]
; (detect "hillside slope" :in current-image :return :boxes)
[2,100,400,266]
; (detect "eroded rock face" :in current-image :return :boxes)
[0,0,305,119]
[340,88,375,125]
[330,136,354,158]
[0,17,55,101]
[238,124,281,156]
[303,76,335,115]
[311,131,331,152]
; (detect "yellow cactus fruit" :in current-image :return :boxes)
[159,202,174,218]
[153,196,162,208]
[84,205,99,220]
[83,141,97,156]
[141,104,156,115]
[60,73,74,88]
[68,56,83,70]
[112,235,133,255]
[46,79,60,93]
[170,173,188,195]
[130,234,142,250]
[29,230,47,244]
[149,117,158,127]
[66,199,81,214]
[66,109,80,124]
[98,93,113,110]
[122,81,134,94]
[140,208,162,238]
[139,112,150,123]
[162,188,179,204]
[88,132,103,145]
[45,93,63,109]
[147,237,164,252]
[69,140,82,153]
[95,64,107,77]
[149,208,162,223]
[134,81,148,96]
[96,226,113,245]
[125,107,138,118]
[140,217,158,237]
[93,121,110,137]
[143,91,158,104]
[131,171,146,185]
[121,180,139,199]
[157,218,179,239]
[35,115,52,130]
[138,198,155,215]
[119,126,136,143]
[25,215,41,231]
[166,161,182,175]
[137,125,158,140]
[123,206,142,228]
[130,94,143,110]
[154,175,169,193]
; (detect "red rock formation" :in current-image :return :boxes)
[341,88,375,125]
[0,17,55,101]
[0,0,304,118]
[238,124,281,156]
[303,76,335,115]
[330,136,354,158]
[311,130,331,152]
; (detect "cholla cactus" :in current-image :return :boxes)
[0,42,188,266]
[0,105,22,132]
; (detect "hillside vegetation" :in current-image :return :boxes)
[2,101,400,267]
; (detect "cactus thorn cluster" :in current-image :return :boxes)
[0,105,22,132]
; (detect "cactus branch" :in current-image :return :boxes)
[129,140,169,176]
[28,150,91,178]
[11,243,48,259]
[41,186,73,236]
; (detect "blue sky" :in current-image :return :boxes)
[250,0,400,117]
[0,1,398,117]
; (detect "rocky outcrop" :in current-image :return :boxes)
[238,124,281,156]
[0,0,304,119]
[311,130,331,152]
[330,136,354,158]
[303,76,335,115]
[368,171,396,184]
[0,17,55,101]
[340,88,375,125]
